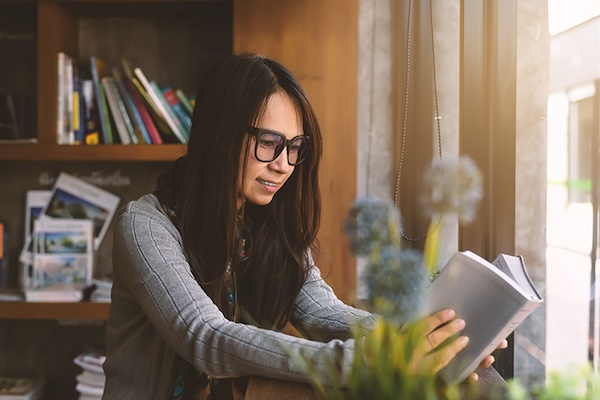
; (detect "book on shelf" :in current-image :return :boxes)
[175,89,194,116]
[27,218,94,302]
[90,56,114,144]
[74,352,105,399]
[101,76,134,145]
[121,58,171,143]
[134,67,188,143]
[0,376,45,400]
[421,250,543,385]
[111,67,151,144]
[72,62,86,145]
[162,86,192,133]
[81,78,101,145]
[57,52,76,145]
[91,278,112,303]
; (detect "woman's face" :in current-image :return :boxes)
[238,91,302,208]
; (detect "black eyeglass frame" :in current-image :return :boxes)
[246,125,311,166]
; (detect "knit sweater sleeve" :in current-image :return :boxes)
[104,195,359,398]
[291,255,377,342]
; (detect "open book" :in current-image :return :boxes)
[422,250,543,384]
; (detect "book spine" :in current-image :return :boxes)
[134,67,188,143]
[125,78,163,144]
[101,77,132,144]
[90,56,113,144]
[112,67,151,144]
[150,82,189,142]
[56,52,66,144]
[82,80,100,145]
[175,89,194,116]
[162,86,192,133]
[65,56,75,144]
[130,76,176,142]
[72,63,86,145]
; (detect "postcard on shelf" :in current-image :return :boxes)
[41,173,120,250]
[27,218,93,302]
[421,250,543,385]
[19,175,120,271]
[19,190,52,267]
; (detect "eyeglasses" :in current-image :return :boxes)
[246,126,311,166]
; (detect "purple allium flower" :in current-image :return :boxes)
[344,197,402,256]
[420,156,483,224]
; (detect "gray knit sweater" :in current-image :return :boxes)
[102,194,376,399]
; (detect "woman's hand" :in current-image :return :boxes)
[403,308,469,375]
[466,338,509,382]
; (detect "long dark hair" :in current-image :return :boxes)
[156,53,323,330]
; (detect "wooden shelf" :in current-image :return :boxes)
[0,143,187,161]
[0,301,110,320]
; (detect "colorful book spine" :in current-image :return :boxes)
[163,86,192,134]
[125,77,163,144]
[112,67,151,144]
[134,67,188,143]
[90,56,113,144]
[175,89,194,116]
[72,63,86,144]
[101,77,133,144]
[81,79,100,145]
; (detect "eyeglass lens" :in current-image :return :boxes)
[256,131,309,165]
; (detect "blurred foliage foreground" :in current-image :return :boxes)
[291,157,600,399]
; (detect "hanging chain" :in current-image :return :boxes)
[394,0,443,242]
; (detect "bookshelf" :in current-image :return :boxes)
[0,143,187,161]
[0,301,110,320]
[0,0,359,399]
[0,1,232,399]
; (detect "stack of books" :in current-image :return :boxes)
[73,353,106,400]
[90,279,112,303]
[57,53,194,146]
[0,377,45,400]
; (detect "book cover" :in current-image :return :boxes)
[134,67,188,143]
[111,67,151,144]
[162,86,192,133]
[421,250,543,384]
[90,56,113,144]
[101,76,133,145]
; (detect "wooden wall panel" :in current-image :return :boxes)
[233,0,359,301]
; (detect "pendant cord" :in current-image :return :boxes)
[394,0,443,242]
[365,0,378,196]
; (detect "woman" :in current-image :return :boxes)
[103,53,500,399]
